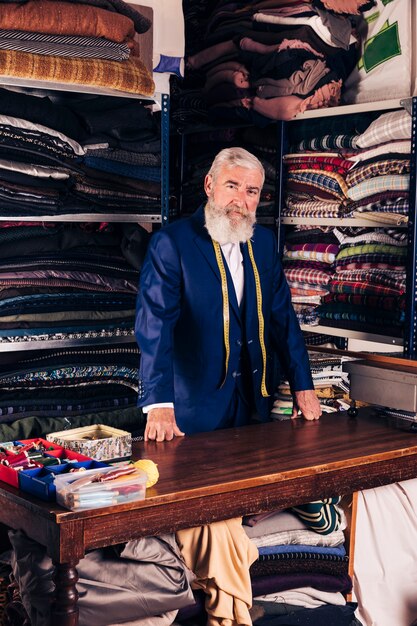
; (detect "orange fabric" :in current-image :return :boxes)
[0,1,135,42]
[0,49,155,96]
[176,518,258,626]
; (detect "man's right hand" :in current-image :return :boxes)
[144,407,185,442]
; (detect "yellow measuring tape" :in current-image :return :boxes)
[212,240,230,388]
[247,240,269,398]
[212,239,269,397]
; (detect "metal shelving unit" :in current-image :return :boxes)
[280,98,415,354]
[0,77,171,351]
[403,96,417,357]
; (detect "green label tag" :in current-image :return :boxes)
[358,20,401,73]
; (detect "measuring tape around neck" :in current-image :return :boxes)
[212,240,230,388]
[247,240,269,398]
[212,239,269,397]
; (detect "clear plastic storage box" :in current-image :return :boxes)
[55,464,147,510]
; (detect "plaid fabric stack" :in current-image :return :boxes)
[283,235,339,326]
[316,226,407,332]
[342,109,411,222]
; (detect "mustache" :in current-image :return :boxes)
[225,205,250,218]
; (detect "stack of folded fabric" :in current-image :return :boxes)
[282,110,410,337]
[179,0,370,125]
[0,220,149,439]
[283,150,353,219]
[244,500,362,625]
[342,109,411,223]
[271,350,351,418]
[307,350,351,413]
[0,221,148,344]
[0,87,164,217]
[72,94,164,216]
[317,225,407,334]
[0,344,145,440]
[0,0,154,96]
[283,228,340,327]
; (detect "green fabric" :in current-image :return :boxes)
[0,406,145,441]
[337,243,407,260]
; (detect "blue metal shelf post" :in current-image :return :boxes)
[161,93,170,226]
[404,96,417,357]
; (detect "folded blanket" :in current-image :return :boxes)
[0,0,135,42]
[0,49,154,96]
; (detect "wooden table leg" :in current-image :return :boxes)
[51,561,79,626]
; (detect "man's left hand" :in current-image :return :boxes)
[292,389,321,421]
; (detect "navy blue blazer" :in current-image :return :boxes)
[135,206,313,434]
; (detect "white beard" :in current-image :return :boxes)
[204,197,256,244]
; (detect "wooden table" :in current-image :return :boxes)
[2,409,417,625]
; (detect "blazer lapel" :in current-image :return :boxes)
[192,206,240,321]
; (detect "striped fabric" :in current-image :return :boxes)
[291,134,359,152]
[0,29,131,61]
[282,207,341,218]
[284,154,353,172]
[291,498,342,535]
[346,158,410,188]
[284,249,336,264]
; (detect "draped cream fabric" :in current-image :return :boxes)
[176,518,258,626]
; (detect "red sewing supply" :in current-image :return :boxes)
[17,442,36,455]
[96,467,137,482]
[6,452,29,467]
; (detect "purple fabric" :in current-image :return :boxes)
[251,572,352,597]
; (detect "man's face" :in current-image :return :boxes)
[204,165,263,224]
[204,165,263,244]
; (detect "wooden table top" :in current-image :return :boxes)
[0,408,415,562]
[0,410,417,530]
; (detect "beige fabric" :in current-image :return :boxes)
[176,518,258,626]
